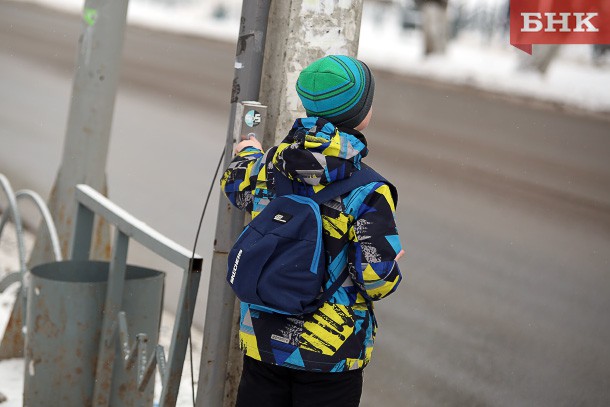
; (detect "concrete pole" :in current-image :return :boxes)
[197,1,364,405]
[196,1,271,407]
[259,0,364,146]
[29,0,127,266]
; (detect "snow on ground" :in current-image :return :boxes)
[359,3,610,113]
[10,0,610,114]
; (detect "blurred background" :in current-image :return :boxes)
[1,0,609,406]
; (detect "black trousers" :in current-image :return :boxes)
[235,356,364,407]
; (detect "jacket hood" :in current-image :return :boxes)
[272,117,369,187]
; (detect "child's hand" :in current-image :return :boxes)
[235,134,262,154]
[395,249,405,261]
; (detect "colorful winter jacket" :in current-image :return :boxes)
[221,117,402,372]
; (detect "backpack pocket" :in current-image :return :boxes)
[256,232,324,314]
[227,196,326,315]
[227,225,277,305]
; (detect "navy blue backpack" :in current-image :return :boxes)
[227,159,394,315]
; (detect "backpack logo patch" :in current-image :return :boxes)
[230,249,242,284]
[272,212,292,224]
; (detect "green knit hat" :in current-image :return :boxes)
[296,55,375,129]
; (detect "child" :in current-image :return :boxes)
[221,55,404,407]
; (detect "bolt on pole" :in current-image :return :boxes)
[196,1,271,406]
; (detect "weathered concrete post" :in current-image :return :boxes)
[210,1,364,405]
[259,0,364,147]
[197,2,365,406]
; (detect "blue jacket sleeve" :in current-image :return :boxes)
[348,183,403,301]
[220,147,264,212]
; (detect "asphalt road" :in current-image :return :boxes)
[1,2,609,406]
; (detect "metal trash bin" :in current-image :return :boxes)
[24,260,164,407]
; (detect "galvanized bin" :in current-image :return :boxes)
[24,260,164,407]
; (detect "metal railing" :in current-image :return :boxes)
[0,174,62,359]
[1,174,63,276]
[72,184,203,407]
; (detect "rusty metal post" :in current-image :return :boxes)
[92,229,129,406]
[29,0,129,267]
[196,1,271,406]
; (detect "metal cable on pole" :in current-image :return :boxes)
[195,1,271,406]
[187,146,225,406]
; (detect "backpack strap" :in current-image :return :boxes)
[311,163,398,205]
[315,268,350,306]
[266,146,397,205]
[273,169,296,197]
[311,165,397,305]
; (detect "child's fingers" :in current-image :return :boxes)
[234,138,262,154]
[395,249,405,261]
